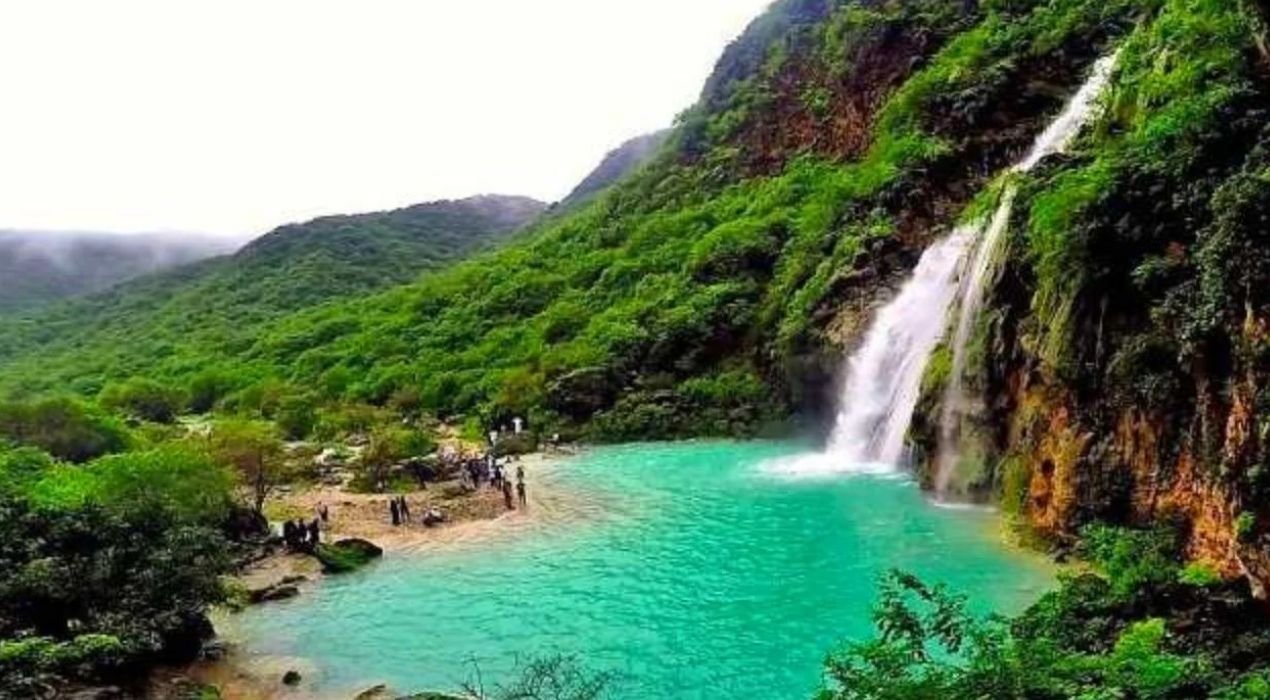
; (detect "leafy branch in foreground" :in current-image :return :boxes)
[822,525,1270,700]
[459,654,614,700]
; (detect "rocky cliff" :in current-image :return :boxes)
[905,0,1270,595]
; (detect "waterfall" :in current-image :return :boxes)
[822,227,974,467]
[934,51,1120,494]
[766,53,1118,482]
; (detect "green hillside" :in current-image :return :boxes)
[0,195,543,396]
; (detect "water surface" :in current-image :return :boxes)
[231,441,1051,698]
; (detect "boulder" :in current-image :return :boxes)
[201,639,229,661]
[249,583,300,604]
[282,670,302,686]
[315,538,383,574]
[546,366,621,419]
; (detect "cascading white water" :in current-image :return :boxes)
[763,228,975,479]
[766,53,1119,482]
[934,52,1120,494]
[823,227,975,467]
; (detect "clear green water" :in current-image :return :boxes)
[231,441,1052,698]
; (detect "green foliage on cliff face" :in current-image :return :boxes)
[822,528,1270,699]
[1020,0,1256,373]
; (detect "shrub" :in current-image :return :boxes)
[99,377,184,424]
[0,398,130,463]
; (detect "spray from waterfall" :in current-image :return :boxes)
[763,229,974,479]
[764,52,1118,482]
[823,228,974,467]
[934,52,1120,494]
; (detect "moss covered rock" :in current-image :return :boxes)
[314,538,383,574]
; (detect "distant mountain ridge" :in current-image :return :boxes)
[0,194,545,387]
[557,130,670,210]
[0,230,237,312]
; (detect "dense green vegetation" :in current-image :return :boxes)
[3,0,1270,695]
[0,195,543,398]
[823,525,1270,699]
[0,441,240,695]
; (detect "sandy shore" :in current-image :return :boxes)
[163,450,587,700]
[275,451,576,553]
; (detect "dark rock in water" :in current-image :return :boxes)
[283,670,302,685]
[352,686,461,700]
[201,639,230,661]
[250,583,301,603]
[353,685,389,700]
[315,538,383,574]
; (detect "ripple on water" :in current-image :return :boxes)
[232,441,1054,699]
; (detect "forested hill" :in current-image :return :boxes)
[556,130,670,211]
[0,230,235,312]
[0,194,544,395]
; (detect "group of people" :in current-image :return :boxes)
[462,452,529,512]
[490,459,528,511]
[388,494,445,527]
[443,450,531,512]
[282,509,325,551]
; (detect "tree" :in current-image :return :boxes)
[0,397,130,463]
[359,426,406,493]
[460,655,613,700]
[208,419,288,515]
[276,395,318,440]
[0,446,235,693]
[99,377,184,424]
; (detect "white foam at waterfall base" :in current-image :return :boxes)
[762,227,974,480]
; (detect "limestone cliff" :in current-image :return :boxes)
[905,0,1270,594]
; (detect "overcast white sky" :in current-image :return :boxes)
[0,0,771,239]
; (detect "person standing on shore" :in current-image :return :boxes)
[502,479,514,510]
[516,478,526,508]
[390,497,400,526]
[398,495,411,523]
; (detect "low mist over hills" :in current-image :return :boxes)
[0,230,237,312]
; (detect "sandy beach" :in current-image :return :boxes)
[162,450,587,700]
